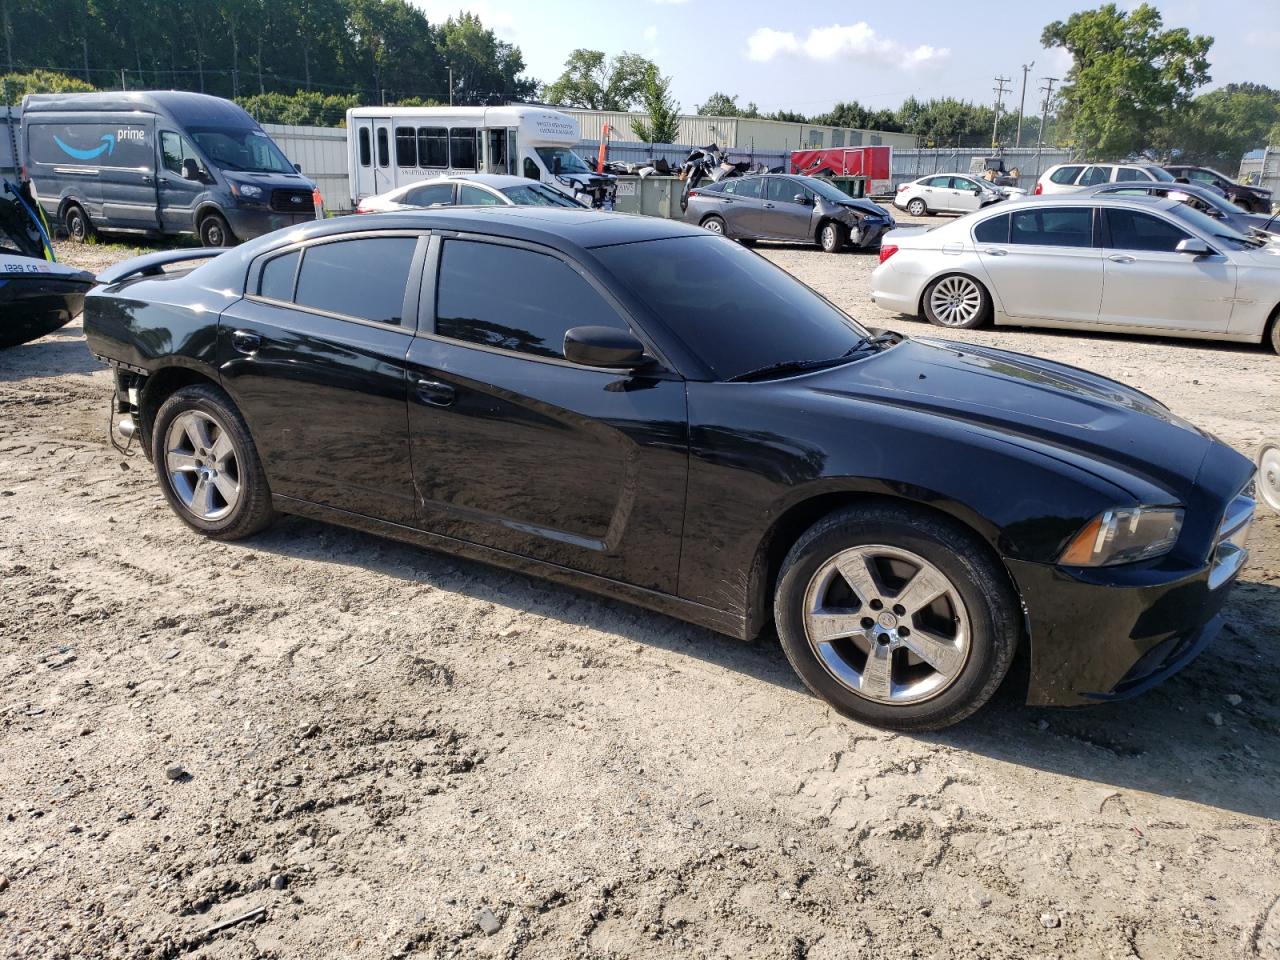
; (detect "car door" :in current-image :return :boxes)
[217,231,426,526]
[707,177,764,237]
[949,177,984,213]
[1098,208,1235,333]
[1076,165,1112,189]
[756,177,816,240]
[157,130,206,234]
[974,205,1104,323]
[919,175,951,208]
[404,235,689,592]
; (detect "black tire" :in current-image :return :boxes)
[774,503,1020,731]
[199,212,236,247]
[701,215,728,237]
[1268,309,1280,355]
[906,198,927,217]
[151,384,274,541]
[63,202,93,243]
[818,220,845,253]
[922,273,992,329]
[738,238,757,248]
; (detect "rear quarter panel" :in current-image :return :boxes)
[83,276,238,372]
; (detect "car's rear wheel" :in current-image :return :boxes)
[1257,443,1280,515]
[906,198,927,217]
[923,274,991,329]
[152,384,274,540]
[63,203,93,243]
[774,504,1020,730]
[199,212,235,247]
[819,221,845,253]
[1269,310,1280,355]
[701,215,727,236]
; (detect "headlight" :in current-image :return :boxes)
[1059,506,1184,566]
[233,183,264,199]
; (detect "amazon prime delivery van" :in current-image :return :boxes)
[22,91,319,246]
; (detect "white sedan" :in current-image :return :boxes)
[893,174,1025,217]
[871,194,1280,353]
[355,173,584,213]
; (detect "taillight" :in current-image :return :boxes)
[1034,182,1043,195]
[879,244,898,264]
[896,183,908,192]
[688,190,701,198]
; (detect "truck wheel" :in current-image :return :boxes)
[199,213,236,248]
[151,384,275,541]
[63,203,93,243]
[774,503,1020,731]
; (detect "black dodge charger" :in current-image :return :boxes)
[83,209,1256,730]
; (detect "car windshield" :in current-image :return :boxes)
[189,127,294,174]
[501,183,582,207]
[1169,204,1262,249]
[595,235,873,381]
[535,146,593,175]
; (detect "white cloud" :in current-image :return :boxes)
[746,22,949,70]
[643,25,658,43]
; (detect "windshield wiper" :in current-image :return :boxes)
[726,357,851,382]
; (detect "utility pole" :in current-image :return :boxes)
[1035,77,1058,177]
[1015,62,1034,147]
[449,66,454,106]
[120,67,127,91]
[991,76,1011,152]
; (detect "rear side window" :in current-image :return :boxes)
[1049,165,1084,185]
[1078,166,1110,186]
[1010,208,1094,247]
[722,179,761,198]
[435,240,627,360]
[458,184,504,206]
[418,127,447,167]
[973,214,1009,243]
[358,128,371,167]
[404,183,454,206]
[258,250,299,300]
[1105,209,1190,252]
[376,128,389,167]
[394,127,417,167]
[1115,167,1146,182]
[295,237,418,324]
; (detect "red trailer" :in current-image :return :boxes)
[790,146,893,195]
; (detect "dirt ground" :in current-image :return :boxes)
[2,225,1278,960]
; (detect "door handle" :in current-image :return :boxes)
[983,248,1008,256]
[141,175,154,185]
[415,379,456,407]
[231,330,261,354]
[1108,254,1136,264]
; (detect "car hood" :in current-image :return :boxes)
[835,198,889,216]
[800,337,1218,499]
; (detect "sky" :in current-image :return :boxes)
[414,0,1280,116]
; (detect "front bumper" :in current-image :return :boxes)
[850,218,894,249]
[224,207,316,241]
[1008,556,1241,706]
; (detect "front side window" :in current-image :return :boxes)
[595,235,870,382]
[404,183,454,206]
[395,127,417,167]
[1049,165,1084,185]
[1010,207,1094,247]
[1105,209,1190,252]
[436,241,627,359]
[418,127,448,168]
[294,237,418,324]
[925,176,952,188]
[450,128,477,170]
[160,130,200,176]
[767,178,808,203]
[458,184,505,206]
[523,156,540,180]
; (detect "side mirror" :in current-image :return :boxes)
[182,158,202,182]
[793,194,810,205]
[293,162,302,173]
[563,326,648,369]
[1175,238,1212,256]
[553,156,562,175]
[973,188,982,195]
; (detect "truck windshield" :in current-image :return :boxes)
[189,127,294,174]
[535,146,592,175]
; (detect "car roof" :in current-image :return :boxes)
[1083,181,1225,200]
[983,193,1183,212]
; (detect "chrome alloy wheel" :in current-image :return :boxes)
[928,276,984,326]
[802,545,971,704]
[165,410,241,521]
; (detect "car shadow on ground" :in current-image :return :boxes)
[0,326,101,382]
[246,514,1280,821]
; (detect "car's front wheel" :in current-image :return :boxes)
[923,274,991,329]
[819,221,845,253]
[199,212,236,247]
[152,384,274,540]
[774,504,1020,730]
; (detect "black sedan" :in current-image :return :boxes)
[683,174,894,253]
[1163,164,1274,214]
[84,210,1256,730]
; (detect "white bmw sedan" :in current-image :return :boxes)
[871,194,1280,353]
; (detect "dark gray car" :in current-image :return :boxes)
[684,174,894,253]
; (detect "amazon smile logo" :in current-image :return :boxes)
[54,127,146,161]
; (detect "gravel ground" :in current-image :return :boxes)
[1,225,1278,960]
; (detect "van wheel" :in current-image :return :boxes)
[199,213,235,248]
[64,203,93,243]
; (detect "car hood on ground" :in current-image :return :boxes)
[799,337,1222,499]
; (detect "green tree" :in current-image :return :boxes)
[695,91,758,118]
[439,12,534,104]
[1270,121,1280,147]
[237,89,360,125]
[543,49,653,111]
[765,109,808,123]
[1171,83,1279,167]
[1,68,94,103]
[1042,3,1211,158]
[630,65,680,144]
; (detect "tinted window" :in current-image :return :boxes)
[358,128,371,167]
[404,183,454,206]
[1049,165,1084,185]
[376,128,389,167]
[523,157,540,180]
[458,184,504,206]
[450,128,477,170]
[770,178,810,202]
[595,235,870,381]
[1010,207,1094,247]
[1148,167,1175,182]
[973,214,1009,243]
[1115,167,1145,182]
[394,127,416,167]
[1105,209,1190,252]
[1078,166,1110,186]
[435,241,627,359]
[258,250,299,300]
[418,127,448,167]
[160,130,199,176]
[295,237,417,324]
[722,178,762,198]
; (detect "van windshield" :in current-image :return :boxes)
[189,127,294,174]
[534,146,593,175]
